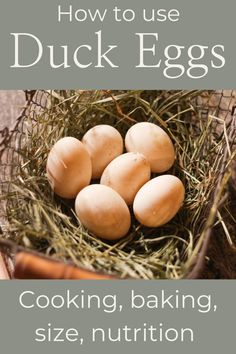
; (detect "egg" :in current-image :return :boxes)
[125,122,175,173]
[46,137,92,199]
[75,185,131,240]
[133,175,185,227]
[82,125,123,179]
[100,152,151,205]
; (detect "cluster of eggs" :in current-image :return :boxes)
[46,122,185,241]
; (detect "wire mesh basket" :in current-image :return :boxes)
[0,90,235,279]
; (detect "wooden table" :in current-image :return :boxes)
[0,91,25,279]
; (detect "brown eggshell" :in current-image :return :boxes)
[133,175,185,227]
[46,137,92,199]
[82,125,123,179]
[125,122,175,173]
[100,152,151,205]
[75,185,131,240]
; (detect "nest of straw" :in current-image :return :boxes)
[1,90,236,279]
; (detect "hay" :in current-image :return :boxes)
[1,90,236,279]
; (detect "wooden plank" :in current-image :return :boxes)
[0,254,9,279]
[0,91,25,279]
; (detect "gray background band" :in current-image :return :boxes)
[0,0,235,89]
[0,280,234,353]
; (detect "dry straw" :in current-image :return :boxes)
[1,90,236,279]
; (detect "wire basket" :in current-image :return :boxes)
[0,90,235,279]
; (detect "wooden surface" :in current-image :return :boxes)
[0,91,25,130]
[0,256,9,279]
[0,91,25,279]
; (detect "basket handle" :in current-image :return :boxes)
[14,252,117,280]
